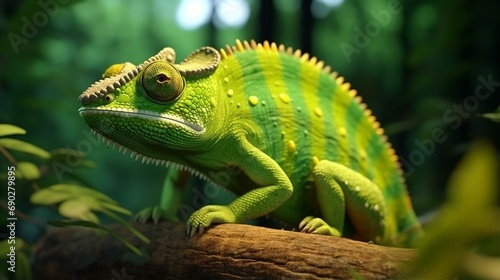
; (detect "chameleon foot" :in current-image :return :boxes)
[186,205,237,237]
[299,216,341,236]
[132,206,179,224]
[186,224,205,237]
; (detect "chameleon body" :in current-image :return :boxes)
[78,40,423,247]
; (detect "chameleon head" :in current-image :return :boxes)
[78,47,222,158]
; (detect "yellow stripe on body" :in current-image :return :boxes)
[252,43,297,176]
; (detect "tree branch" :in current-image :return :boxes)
[32,222,419,279]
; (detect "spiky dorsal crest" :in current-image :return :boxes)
[220,39,403,178]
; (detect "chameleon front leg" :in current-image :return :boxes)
[300,160,389,243]
[187,140,293,236]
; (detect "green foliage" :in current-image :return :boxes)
[15,162,40,180]
[48,220,147,256]
[0,124,50,160]
[0,125,26,137]
[481,107,500,123]
[30,184,131,223]
[411,140,500,279]
[0,124,149,280]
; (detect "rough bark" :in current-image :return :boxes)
[32,222,419,279]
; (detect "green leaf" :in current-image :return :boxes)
[16,252,32,280]
[447,140,498,209]
[58,199,99,223]
[79,160,97,168]
[0,239,25,258]
[0,124,26,137]
[49,220,144,256]
[105,227,145,256]
[49,184,118,203]
[0,138,50,159]
[481,106,500,123]
[48,220,101,228]
[481,113,500,122]
[0,240,11,256]
[30,188,74,205]
[411,140,500,279]
[101,201,132,215]
[0,239,30,280]
[31,183,139,248]
[463,252,500,279]
[31,184,131,225]
[16,161,41,180]
[31,183,118,204]
[102,208,149,244]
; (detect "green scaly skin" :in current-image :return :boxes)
[78,40,423,247]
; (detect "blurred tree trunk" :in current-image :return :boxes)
[300,0,313,53]
[259,0,275,42]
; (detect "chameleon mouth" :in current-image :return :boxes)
[78,107,205,133]
[87,128,214,183]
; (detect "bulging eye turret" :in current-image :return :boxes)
[141,61,185,103]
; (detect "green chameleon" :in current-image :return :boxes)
[78,40,423,247]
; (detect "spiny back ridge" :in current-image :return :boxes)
[219,39,403,178]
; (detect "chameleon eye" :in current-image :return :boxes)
[141,61,185,103]
[103,93,115,103]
